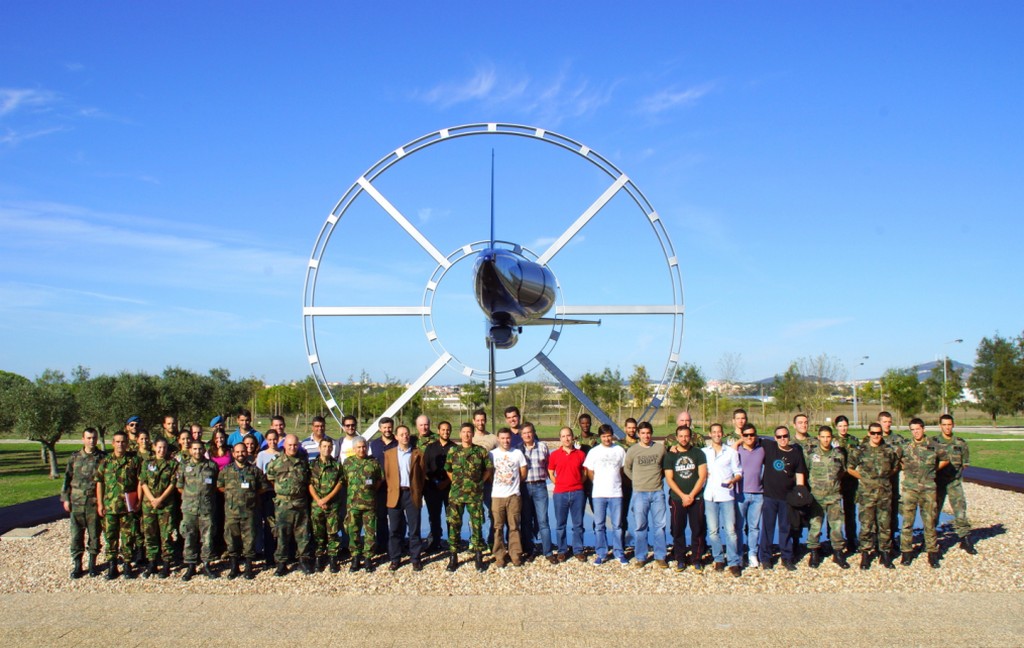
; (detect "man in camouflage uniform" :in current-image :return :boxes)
[177,439,220,580]
[62,427,105,578]
[833,415,860,551]
[847,422,899,569]
[266,434,314,576]
[445,422,493,572]
[897,417,949,568]
[95,431,141,579]
[934,413,976,555]
[344,437,383,572]
[310,437,344,572]
[218,442,271,579]
[805,426,850,569]
[140,438,178,578]
[878,410,907,542]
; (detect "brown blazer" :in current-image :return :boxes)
[384,446,426,508]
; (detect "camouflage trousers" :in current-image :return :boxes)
[311,502,341,557]
[900,487,938,553]
[224,513,259,559]
[937,478,970,538]
[274,506,312,564]
[345,507,377,558]
[69,502,101,560]
[857,485,893,553]
[181,512,216,564]
[127,511,143,558]
[807,492,846,551]
[103,512,138,562]
[142,505,175,562]
[447,500,485,552]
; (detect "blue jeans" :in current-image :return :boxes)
[592,496,624,559]
[759,495,792,564]
[705,499,740,567]
[552,490,584,555]
[735,492,763,559]
[632,490,667,561]
[521,481,552,556]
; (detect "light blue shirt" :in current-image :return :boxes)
[397,446,412,488]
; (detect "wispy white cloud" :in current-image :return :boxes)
[0,88,59,117]
[781,317,852,339]
[636,82,715,115]
[415,62,614,126]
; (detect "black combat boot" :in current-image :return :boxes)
[859,551,871,570]
[182,563,196,581]
[880,552,895,569]
[316,555,328,572]
[274,562,288,577]
[159,561,171,579]
[202,562,219,579]
[446,552,459,572]
[330,556,341,573]
[960,537,977,555]
[243,559,256,580]
[832,551,850,569]
[122,560,136,579]
[474,551,486,573]
[105,560,119,580]
[143,560,156,578]
[900,552,913,566]
[87,555,100,577]
[363,556,375,573]
[927,552,941,568]
[71,557,84,580]
[227,558,241,580]
[808,548,821,569]
[299,558,314,575]
[349,556,363,573]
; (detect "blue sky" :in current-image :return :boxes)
[1,1,1021,391]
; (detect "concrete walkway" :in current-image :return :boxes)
[0,592,1020,647]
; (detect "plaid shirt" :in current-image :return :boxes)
[521,441,550,483]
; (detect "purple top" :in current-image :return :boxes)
[210,454,231,470]
[736,445,765,493]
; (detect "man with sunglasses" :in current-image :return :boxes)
[846,422,900,569]
[735,423,765,568]
[757,425,806,570]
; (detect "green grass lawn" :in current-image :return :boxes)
[0,443,79,508]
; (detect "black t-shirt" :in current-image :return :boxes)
[423,441,453,483]
[761,439,807,500]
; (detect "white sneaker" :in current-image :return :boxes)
[747,555,759,568]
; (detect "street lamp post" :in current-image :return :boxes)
[943,338,964,414]
[851,356,868,428]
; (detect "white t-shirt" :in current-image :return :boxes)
[583,443,626,498]
[489,447,527,499]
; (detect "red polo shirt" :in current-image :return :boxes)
[548,446,586,493]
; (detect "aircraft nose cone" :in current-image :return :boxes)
[493,252,555,313]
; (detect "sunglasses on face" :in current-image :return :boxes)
[775,434,789,439]
[868,431,882,436]
[742,433,756,438]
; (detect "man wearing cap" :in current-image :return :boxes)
[207,416,226,442]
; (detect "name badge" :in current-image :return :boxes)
[148,464,157,472]
[365,479,373,486]
[241,482,250,489]
[204,477,213,485]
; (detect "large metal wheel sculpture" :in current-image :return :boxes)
[303,123,684,438]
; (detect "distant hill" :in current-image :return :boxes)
[752,359,972,385]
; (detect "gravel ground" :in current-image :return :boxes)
[2,482,1022,597]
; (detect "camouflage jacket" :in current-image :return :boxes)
[882,432,909,449]
[793,436,815,456]
[806,444,846,498]
[344,456,383,510]
[218,461,270,518]
[177,457,219,516]
[933,434,969,482]
[413,433,437,451]
[577,434,598,453]
[310,455,343,500]
[94,453,141,515]
[266,454,311,510]
[848,443,899,490]
[834,434,860,451]
[141,457,179,510]
[445,444,492,504]
[62,448,106,508]
[898,439,949,492]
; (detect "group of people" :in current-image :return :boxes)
[60,405,975,581]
